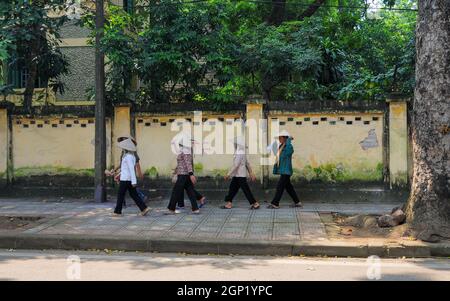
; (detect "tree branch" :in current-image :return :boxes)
[299,0,327,21]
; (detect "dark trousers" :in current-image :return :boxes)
[271,175,300,206]
[169,175,199,211]
[123,188,145,208]
[224,177,257,205]
[178,186,203,208]
[114,181,148,214]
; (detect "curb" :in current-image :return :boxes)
[0,233,448,258]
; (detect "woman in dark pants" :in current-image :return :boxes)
[107,136,148,207]
[113,138,150,216]
[221,136,260,209]
[176,152,206,209]
[177,190,206,210]
[167,134,200,214]
[268,130,302,209]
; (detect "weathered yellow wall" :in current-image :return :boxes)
[136,115,186,176]
[112,106,131,167]
[135,111,383,180]
[268,112,384,181]
[12,117,112,170]
[246,103,264,179]
[135,113,242,177]
[388,101,408,187]
[5,109,391,183]
[0,109,7,177]
[194,114,242,177]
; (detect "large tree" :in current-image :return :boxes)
[0,0,69,112]
[404,0,450,242]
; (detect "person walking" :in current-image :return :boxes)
[113,138,151,216]
[175,146,206,210]
[267,130,302,209]
[221,136,260,210]
[166,133,200,215]
[116,136,148,203]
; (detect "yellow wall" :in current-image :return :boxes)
[388,101,408,187]
[135,113,242,177]
[3,108,396,183]
[12,117,111,170]
[246,103,265,179]
[194,114,243,177]
[0,109,7,176]
[268,112,384,179]
[112,106,131,167]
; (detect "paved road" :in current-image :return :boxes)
[0,249,448,281]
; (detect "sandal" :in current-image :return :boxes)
[199,197,207,208]
[140,207,151,216]
[290,202,303,208]
[267,204,280,209]
[220,205,232,209]
[250,203,260,210]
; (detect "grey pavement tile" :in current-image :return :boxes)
[196,226,221,233]
[176,221,199,227]
[218,232,245,239]
[247,233,272,240]
[138,230,163,238]
[227,217,250,223]
[247,221,272,230]
[273,234,301,241]
[123,224,151,231]
[85,229,116,235]
[164,231,191,239]
[190,231,218,239]
[39,228,83,235]
[221,223,247,230]
[147,224,172,231]
[113,230,140,236]
[274,223,300,234]
[250,217,272,223]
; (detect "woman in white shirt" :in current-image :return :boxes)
[113,138,150,216]
[221,136,260,210]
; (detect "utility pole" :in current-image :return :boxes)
[94,0,106,202]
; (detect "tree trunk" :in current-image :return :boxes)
[23,31,40,113]
[23,57,37,113]
[404,0,450,242]
[266,0,286,26]
[94,0,107,203]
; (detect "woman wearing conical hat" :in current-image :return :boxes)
[166,132,201,214]
[106,136,149,207]
[113,138,150,216]
[267,130,302,209]
[221,136,260,210]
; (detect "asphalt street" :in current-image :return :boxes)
[0,249,448,281]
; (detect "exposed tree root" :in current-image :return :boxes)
[402,223,450,243]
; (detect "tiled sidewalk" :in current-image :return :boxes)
[0,198,399,242]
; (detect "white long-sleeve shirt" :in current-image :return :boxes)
[227,148,252,178]
[120,153,137,185]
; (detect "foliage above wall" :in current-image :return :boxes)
[83,0,416,105]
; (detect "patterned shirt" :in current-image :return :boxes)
[175,152,194,175]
